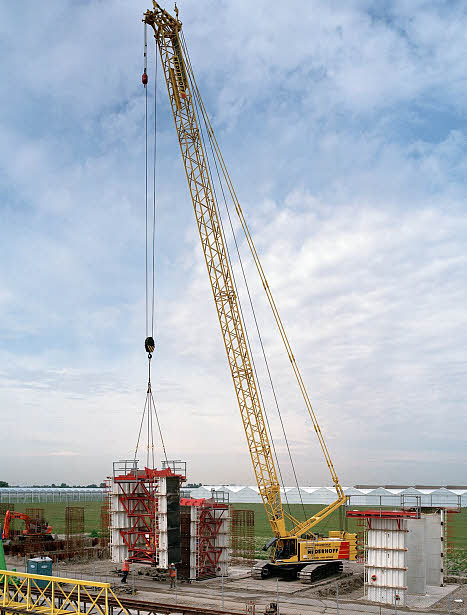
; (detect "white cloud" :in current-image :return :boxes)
[46,451,80,457]
[0,1,466,487]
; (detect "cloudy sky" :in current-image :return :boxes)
[1,1,466,487]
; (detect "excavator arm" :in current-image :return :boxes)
[2,511,30,540]
[144,2,345,540]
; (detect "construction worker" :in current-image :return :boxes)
[121,559,130,583]
[168,563,177,589]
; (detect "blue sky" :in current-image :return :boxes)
[1,1,466,486]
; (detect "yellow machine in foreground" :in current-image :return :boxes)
[143,2,356,582]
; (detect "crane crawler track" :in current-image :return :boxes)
[298,561,343,584]
[252,560,344,584]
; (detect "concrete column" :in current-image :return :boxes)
[407,518,426,595]
[424,512,443,586]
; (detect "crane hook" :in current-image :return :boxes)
[145,336,155,357]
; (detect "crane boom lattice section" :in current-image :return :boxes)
[144,3,286,536]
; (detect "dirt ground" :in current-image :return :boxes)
[6,555,467,614]
[433,583,467,614]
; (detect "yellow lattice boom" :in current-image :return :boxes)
[143,1,346,541]
[0,569,129,615]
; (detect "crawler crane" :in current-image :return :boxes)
[143,3,356,582]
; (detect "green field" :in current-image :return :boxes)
[232,503,357,537]
[3,501,466,571]
[3,502,103,535]
[231,503,467,542]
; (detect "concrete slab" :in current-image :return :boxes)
[405,584,459,609]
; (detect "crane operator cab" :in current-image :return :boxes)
[274,538,298,562]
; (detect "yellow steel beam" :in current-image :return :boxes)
[0,569,129,615]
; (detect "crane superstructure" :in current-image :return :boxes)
[143,2,356,581]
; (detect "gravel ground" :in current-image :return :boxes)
[432,583,467,614]
[5,555,466,614]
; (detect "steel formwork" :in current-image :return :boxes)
[346,510,420,606]
[179,497,229,581]
[109,460,185,567]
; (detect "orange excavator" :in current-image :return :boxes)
[2,511,52,541]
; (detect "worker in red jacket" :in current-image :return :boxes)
[121,560,130,583]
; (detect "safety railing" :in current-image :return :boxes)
[0,569,129,615]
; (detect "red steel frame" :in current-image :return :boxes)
[113,464,185,565]
[346,509,419,530]
[355,516,367,563]
[196,505,225,578]
[117,476,159,564]
[181,498,228,579]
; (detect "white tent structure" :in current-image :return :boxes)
[0,487,103,503]
[182,485,466,507]
[2,485,464,507]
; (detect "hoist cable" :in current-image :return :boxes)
[207,128,307,521]
[178,30,343,502]
[148,43,168,467]
[134,390,149,462]
[144,23,149,339]
[180,31,308,521]
[194,91,293,516]
[213,158,308,520]
[148,356,169,465]
[150,389,169,466]
[180,32,297,519]
[151,51,158,338]
[136,29,169,470]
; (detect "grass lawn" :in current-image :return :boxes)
[3,501,466,570]
[3,502,103,535]
[231,503,358,538]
